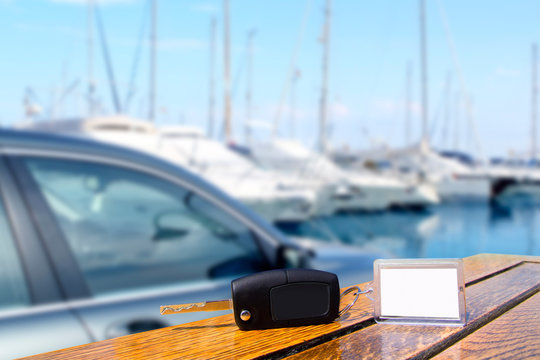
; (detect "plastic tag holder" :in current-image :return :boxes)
[372,258,467,326]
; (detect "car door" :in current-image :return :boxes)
[9,154,275,344]
[0,158,91,359]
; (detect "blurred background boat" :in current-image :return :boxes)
[242,138,439,212]
[332,139,491,202]
[15,116,317,224]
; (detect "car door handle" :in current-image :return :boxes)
[106,319,168,339]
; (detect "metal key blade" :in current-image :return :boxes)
[160,299,233,315]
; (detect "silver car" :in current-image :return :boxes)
[0,130,377,358]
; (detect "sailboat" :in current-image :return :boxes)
[246,139,439,213]
[157,125,317,222]
[485,43,540,203]
[335,140,491,202]
[14,116,317,223]
[331,0,491,203]
[242,0,438,213]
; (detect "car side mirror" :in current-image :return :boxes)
[278,246,313,268]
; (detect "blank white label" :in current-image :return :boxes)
[379,268,460,319]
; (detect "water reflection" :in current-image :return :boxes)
[278,203,540,259]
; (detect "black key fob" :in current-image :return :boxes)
[231,268,340,330]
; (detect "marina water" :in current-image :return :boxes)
[278,202,540,259]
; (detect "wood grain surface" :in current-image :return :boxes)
[461,254,536,283]
[21,254,539,360]
[286,263,540,359]
[286,261,540,360]
[433,293,540,360]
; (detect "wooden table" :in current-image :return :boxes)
[24,254,540,359]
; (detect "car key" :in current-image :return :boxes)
[160,268,340,330]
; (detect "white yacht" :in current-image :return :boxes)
[480,161,540,203]
[337,140,491,202]
[157,125,317,222]
[14,117,316,223]
[350,141,540,204]
[247,139,439,212]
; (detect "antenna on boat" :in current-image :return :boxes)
[55,79,81,119]
[149,0,157,122]
[223,0,232,142]
[245,28,256,145]
[208,17,217,139]
[24,87,43,122]
[532,43,538,160]
[318,0,331,153]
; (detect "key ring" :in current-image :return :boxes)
[338,286,373,317]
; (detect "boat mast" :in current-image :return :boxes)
[453,90,460,150]
[405,61,412,145]
[318,0,331,153]
[443,70,452,148]
[245,29,256,145]
[87,0,95,116]
[436,0,482,158]
[223,0,232,142]
[290,69,300,138]
[419,0,428,143]
[532,43,538,159]
[149,0,157,122]
[208,17,217,138]
[95,4,122,113]
[272,0,312,139]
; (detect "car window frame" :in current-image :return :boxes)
[6,150,281,301]
[0,156,64,306]
[7,156,92,300]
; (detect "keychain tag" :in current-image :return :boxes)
[373,259,466,326]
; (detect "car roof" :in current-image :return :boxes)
[1,128,168,166]
[0,128,222,187]
[0,128,292,253]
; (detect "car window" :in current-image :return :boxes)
[0,197,30,310]
[23,158,268,297]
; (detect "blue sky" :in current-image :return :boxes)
[0,0,539,158]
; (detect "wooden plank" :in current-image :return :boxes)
[21,291,375,360]
[286,262,540,360]
[462,253,538,284]
[22,255,538,360]
[433,293,540,360]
